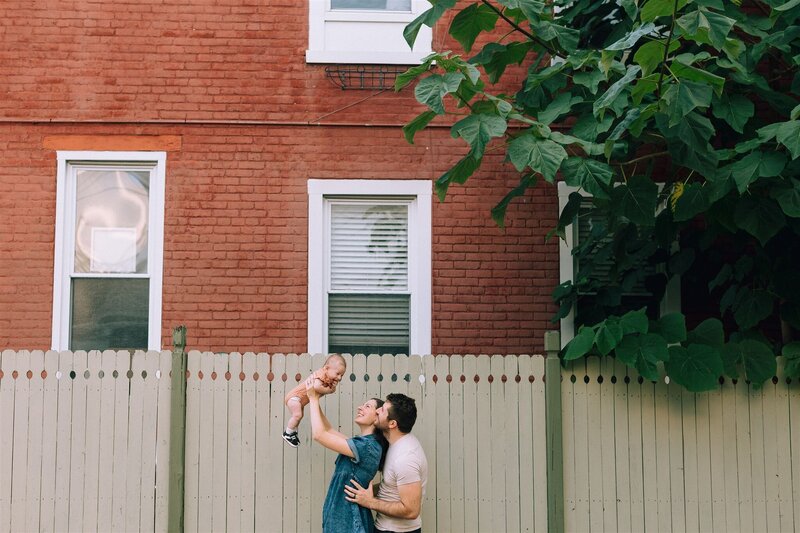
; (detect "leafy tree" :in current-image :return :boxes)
[400,0,800,390]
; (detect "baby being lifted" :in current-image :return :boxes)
[282,354,346,447]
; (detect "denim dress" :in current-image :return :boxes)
[322,434,383,533]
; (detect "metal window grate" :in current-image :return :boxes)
[324,65,410,90]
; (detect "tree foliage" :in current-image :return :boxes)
[401,0,800,390]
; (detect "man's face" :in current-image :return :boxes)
[375,401,392,430]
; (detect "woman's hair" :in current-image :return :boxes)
[371,398,390,471]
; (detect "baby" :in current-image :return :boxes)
[282,354,346,447]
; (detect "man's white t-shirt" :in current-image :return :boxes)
[375,433,428,532]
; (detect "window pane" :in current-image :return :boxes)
[74,169,149,274]
[70,278,149,351]
[330,203,408,291]
[331,0,411,10]
[328,293,409,355]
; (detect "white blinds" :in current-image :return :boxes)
[330,203,408,291]
[328,201,410,354]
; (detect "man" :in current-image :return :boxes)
[344,393,428,533]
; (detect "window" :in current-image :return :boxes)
[308,179,431,355]
[52,151,166,351]
[306,0,433,64]
[557,182,680,345]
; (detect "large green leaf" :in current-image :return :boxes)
[688,318,725,347]
[739,339,777,386]
[450,113,507,159]
[732,288,774,329]
[491,173,537,227]
[403,110,437,144]
[771,178,800,216]
[610,175,658,226]
[560,157,614,199]
[651,313,687,343]
[634,40,679,77]
[783,342,800,379]
[434,152,481,201]
[595,319,624,355]
[615,333,669,365]
[666,344,724,391]
[474,42,533,83]
[564,327,596,360]
[641,0,687,22]
[735,195,785,245]
[731,151,787,193]
[538,93,582,125]
[671,63,725,96]
[776,120,800,159]
[404,0,457,48]
[507,134,567,182]
[414,72,465,114]
[676,8,736,50]
[712,94,755,133]
[664,80,713,127]
[449,3,498,52]
[593,65,641,119]
[606,23,657,50]
[621,309,650,334]
[673,182,710,221]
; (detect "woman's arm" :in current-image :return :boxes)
[306,380,352,455]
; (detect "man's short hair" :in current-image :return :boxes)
[386,393,417,434]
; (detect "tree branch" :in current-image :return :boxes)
[480,0,558,57]
[656,0,680,98]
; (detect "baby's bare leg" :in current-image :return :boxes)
[285,397,303,431]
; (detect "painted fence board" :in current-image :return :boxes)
[599,356,617,533]
[462,354,479,532]
[239,353,257,533]
[531,355,547,533]
[23,351,44,533]
[613,358,632,533]
[435,354,452,533]
[54,350,74,530]
[722,377,740,533]
[39,351,60,533]
[212,353,230,533]
[475,354,492,533]
[253,353,272,532]
[139,351,161,533]
[10,350,29,533]
[80,350,102,533]
[184,350,202,533]
[449,354,466,532]
[226,352,243,533]
[154,350,173,532]
[0,351,13,533]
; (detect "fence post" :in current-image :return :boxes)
[168,325,188,532]
[544,330,564,533]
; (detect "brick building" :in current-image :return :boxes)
[0,0,559,354]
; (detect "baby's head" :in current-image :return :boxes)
[323,354,346,383]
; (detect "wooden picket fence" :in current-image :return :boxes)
[562,356,800,533]
[2,348,799,532]
[0,350,549,533]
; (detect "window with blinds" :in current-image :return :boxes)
[573,199,659,328]
[327,202,410,355]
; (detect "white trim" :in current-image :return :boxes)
[557,182,681,346]
[306,0,432,65]
[307,179,432,355]
[51,151,166,351]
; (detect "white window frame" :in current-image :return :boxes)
[306,0,433,64]
[52,151,167,351]
[308,179,432,355]
[557,182,680,345]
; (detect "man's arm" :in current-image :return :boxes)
[344,480,422,520]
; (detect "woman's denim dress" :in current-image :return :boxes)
[322,434,383,533]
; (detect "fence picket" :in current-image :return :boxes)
[10,350,29,533]
[654,376,672,533]
[183,350,202,533]
[790,376,800,533]
[266,353,285,530]
[239,353,257,533]
[626,366,645,532]
[435,354,452,533]
[531,355,546,533]
[613,358,631,533]
[80,350,102,532]
[253,353,272,532]
[212,353,230,533]
[668,378,686,533]
[775,368,794,533]
[196,351,215,530]
[599,356,617,533]
[154,350,173,532]
[475,355,492,532]
[227,352,243,533]
[24,351,45,533]
[39,350,60,533]
[296,353,314,533]
[462,354,479,532]
[448,355,466,532]
[681,386,700,533]
[308,353,327,533]
[125,351,146,532]
[733,379,753,533]
[721,377,740,533]
[561,360,576,533]
[585,356,603,533]
[54,350,74,530]
[110,350,130,531]
[763,378,780,533]
[0,350,13,533]
[708,376,726,533]
[138,351,160,532]
[420,354,437,529]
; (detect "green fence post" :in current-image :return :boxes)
[544,330,564,533]
[168,325,188,532]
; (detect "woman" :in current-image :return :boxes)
[306,378,389,533]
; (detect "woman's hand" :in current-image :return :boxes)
[305,376,319,399]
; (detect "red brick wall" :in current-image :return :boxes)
[0,1,560,354]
